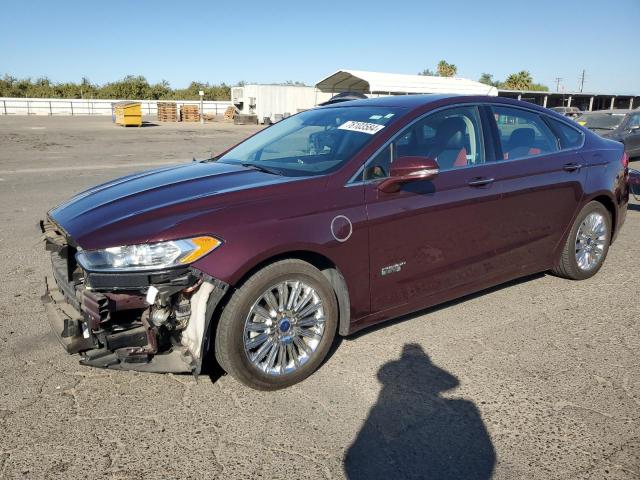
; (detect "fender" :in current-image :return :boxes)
[210,243,353,337]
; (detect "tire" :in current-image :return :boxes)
[552,201,611,280]
[214,259,338,390]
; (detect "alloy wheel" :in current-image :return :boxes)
[243,280,325,376]
[575,212,607,271]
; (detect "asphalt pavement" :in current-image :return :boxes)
[0,116,638,479]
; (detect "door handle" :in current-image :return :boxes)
[468,177,495,187]
[563,163,583,172]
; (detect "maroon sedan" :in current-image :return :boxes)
[42,95,630,390]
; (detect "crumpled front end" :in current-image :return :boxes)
[41,218,228,374]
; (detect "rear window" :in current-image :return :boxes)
[492,106,559,160]
[546,117,584,149]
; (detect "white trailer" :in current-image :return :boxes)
[231,85,333,124]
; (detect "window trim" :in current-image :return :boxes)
[489,104,562,162]
[542,115,586,151]
[478,104,500,162]
[346,102,587,187]
[487,104,586,163]
[346,103,487,186]
[539,113,585,152]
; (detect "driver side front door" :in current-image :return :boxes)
[362,105,507,315]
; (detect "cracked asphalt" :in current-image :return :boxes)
[0,116,638,479]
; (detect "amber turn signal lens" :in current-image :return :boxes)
[178,236,222,264]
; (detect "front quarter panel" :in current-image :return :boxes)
[190,180,371,320]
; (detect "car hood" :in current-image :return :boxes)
[49,161,297,249]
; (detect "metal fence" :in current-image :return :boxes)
[0,97,233,116]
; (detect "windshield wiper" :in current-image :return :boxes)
[240,163,284,176]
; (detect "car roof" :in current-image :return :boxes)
[317,94,462,109]
[315,94,558,111]
[314,94,588,122]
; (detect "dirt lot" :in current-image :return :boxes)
[0,115,639,479]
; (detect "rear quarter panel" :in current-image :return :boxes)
[579,133,628,241]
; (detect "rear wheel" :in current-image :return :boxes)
[552,201,611,280]
[215,259,338,390]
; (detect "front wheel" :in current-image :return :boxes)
[552,201,611,280]
[214,259,338,390]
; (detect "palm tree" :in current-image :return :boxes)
[502,71,533,90]
[437,60,457,77]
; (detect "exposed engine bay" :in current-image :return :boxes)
[41,218,228,374]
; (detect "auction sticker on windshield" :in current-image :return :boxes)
[338,121,385,135]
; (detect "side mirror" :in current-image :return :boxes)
[630,169,640,198]
[378,156,439,193]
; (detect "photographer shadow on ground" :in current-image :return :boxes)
[344,343,495,480]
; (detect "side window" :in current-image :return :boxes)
[362,106,484,180]
[364,145,392,180]
[546,117,584,149]
[492,106,559,160]
[629,113,640,128]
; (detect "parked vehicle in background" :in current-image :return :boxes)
[550,106,581,118]
[630,169,640,200]
[319,91,369,106]
[42,95,630,390]
[575,110,640,158]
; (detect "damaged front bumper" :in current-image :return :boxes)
[41,218,228,374]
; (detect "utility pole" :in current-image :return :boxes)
[555,77,562,93]
[579,70,586,93]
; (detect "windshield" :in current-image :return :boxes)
[576,113,625,130]
[217,106,404,177]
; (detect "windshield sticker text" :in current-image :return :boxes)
[338,121,385,135]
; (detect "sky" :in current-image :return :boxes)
[1,0,639,94]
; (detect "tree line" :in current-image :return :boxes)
[0,75,233,100]
[419,60,549,91]
[1,65,549,100]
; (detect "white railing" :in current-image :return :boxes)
[0,97,233,116]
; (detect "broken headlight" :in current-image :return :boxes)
[76,236,221,272]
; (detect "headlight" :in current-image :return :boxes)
[76,236,222,272]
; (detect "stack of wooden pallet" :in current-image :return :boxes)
[180,105,200,122]
[223,106,236,121]
[157,102,178,122]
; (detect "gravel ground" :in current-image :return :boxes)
[0,115,638,480]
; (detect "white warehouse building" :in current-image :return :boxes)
[232,69,498,124]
